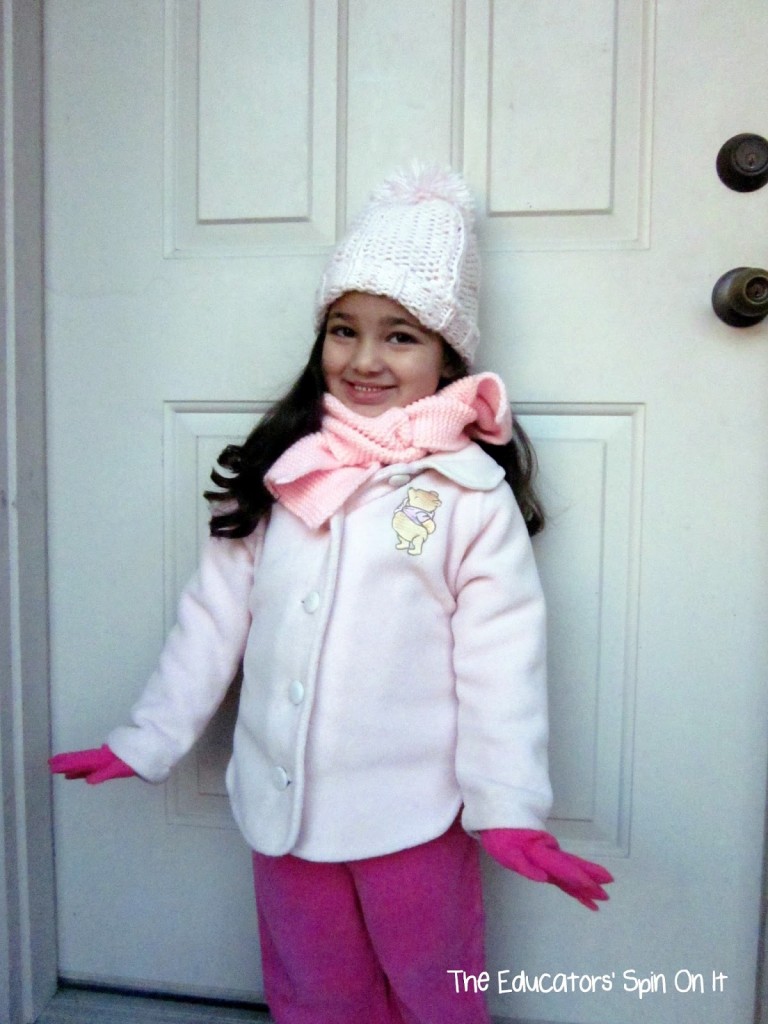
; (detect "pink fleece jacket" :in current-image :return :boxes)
[107,383,551,861]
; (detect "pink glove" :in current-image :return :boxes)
[481,828,613,911]
[48,745,136,785]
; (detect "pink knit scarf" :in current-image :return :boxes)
[265,372,513,529]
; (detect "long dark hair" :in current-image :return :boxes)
[205,330,545,538]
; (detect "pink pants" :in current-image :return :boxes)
[252,819,491,1024]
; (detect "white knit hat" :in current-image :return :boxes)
[314,164,481,365]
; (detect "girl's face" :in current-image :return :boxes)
[321,292,453,417]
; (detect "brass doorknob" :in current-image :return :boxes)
[712,267,768,327]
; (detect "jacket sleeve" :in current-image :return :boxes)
[107,529,262,783]
[452,486,552,831]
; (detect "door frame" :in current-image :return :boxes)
[1,2,767,1023]
[1,1,57,1021]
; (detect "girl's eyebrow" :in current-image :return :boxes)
[382,316,421,329]
[328,310,424,331]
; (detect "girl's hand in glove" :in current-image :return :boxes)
[49,745,136,785]
[480,828,613,911]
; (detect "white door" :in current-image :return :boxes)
[46,2,768,1021]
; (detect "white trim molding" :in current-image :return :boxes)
[1,1,57,1021]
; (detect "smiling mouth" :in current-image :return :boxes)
[344,381,394,393]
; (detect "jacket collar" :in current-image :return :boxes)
[381,443,504,492]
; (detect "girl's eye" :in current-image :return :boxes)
[328,324,355,339]
[389,331,418,345]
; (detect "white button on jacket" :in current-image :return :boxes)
[288,680,305,705]
[388,473,412,487]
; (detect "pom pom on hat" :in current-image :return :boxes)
[370,163,475,222]
[315,163,481,365]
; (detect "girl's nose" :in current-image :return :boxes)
[350,336,383,373]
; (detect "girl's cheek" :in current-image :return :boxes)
[320,339,337,372]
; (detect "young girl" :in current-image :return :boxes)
[51,165,612,1024]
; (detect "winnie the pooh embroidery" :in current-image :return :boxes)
[392,488,441,556]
